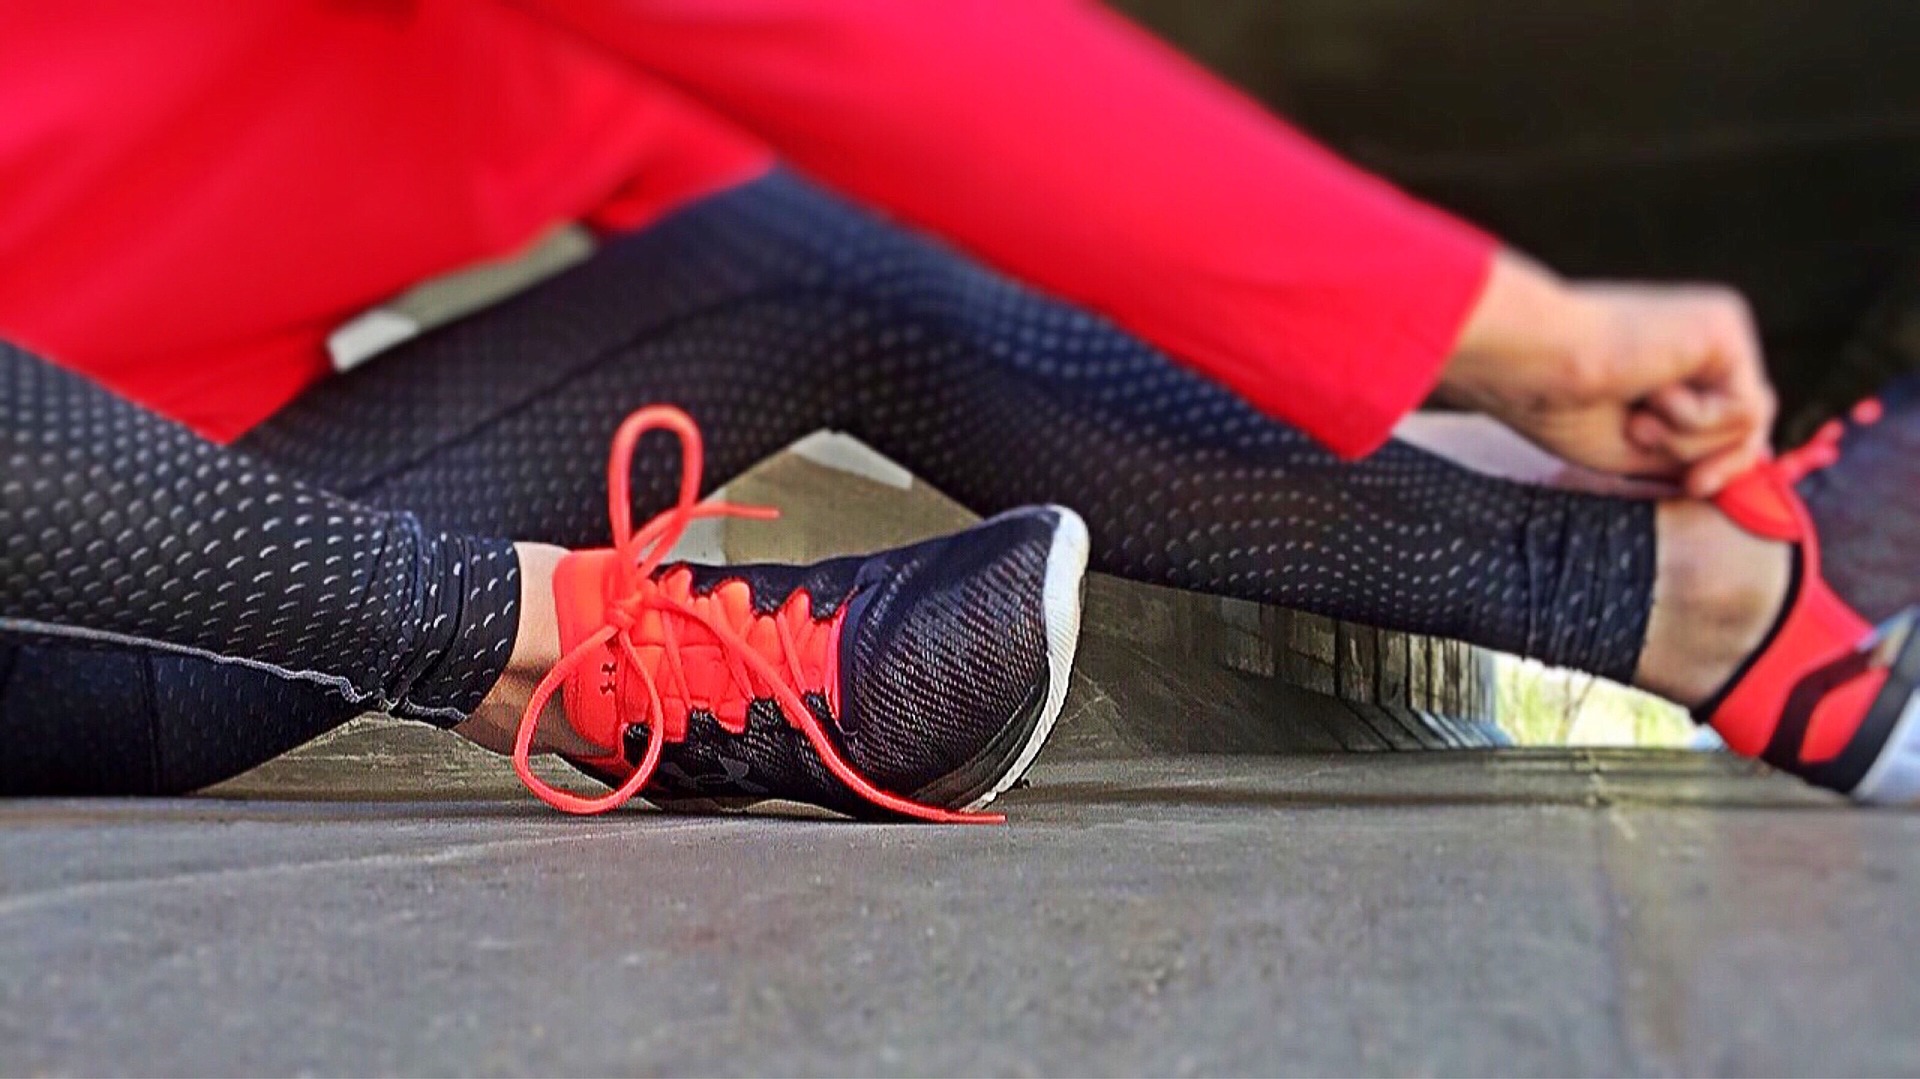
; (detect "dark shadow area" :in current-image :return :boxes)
[1116,0,1920,440]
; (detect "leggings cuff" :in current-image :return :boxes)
[384,531,522,726]
[1522,491,1657,684]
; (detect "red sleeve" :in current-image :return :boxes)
[520,0,1497,457]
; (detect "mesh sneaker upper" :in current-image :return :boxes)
[835,509,1054,796]
[1801,373,1920,625]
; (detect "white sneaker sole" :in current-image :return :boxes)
[1846,613,1920,803]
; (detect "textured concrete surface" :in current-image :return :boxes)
[5,735,1918,1077]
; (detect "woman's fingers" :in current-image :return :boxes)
[1628,404,1771,495]
[1646,383,1729,433]
[1683,433,1772,498]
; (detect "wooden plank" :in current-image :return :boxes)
[1337,623,1376,704]
[1408,635,1432,711]
[1321,703,1391,751]
[1376,629,1411,711]
[1330,622,1404,748]
[1380,702,1450,750]
[1350,701,1424,750]
[1282,611,1338,697]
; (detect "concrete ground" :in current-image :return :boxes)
[4,713,1917,1076]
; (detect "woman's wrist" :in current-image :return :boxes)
[1430,249,1775,492]
[1437,249,1602,415]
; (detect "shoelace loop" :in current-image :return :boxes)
[511,405,1000,823]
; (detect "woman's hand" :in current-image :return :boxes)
[1437,251,1776,497]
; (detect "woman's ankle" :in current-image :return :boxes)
[1634,500,1793,708]
[455,542,602,757]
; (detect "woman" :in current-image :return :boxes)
[1,2,1912,815]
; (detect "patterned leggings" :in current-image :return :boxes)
[0,171,1654,794]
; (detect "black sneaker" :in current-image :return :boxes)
[512,405,1088,821]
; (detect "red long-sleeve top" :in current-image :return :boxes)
[0,1,1493,454]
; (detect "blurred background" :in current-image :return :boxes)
[1117,0,1920,445]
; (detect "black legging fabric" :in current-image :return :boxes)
[0,347,524,792]
[0,170,1656,794]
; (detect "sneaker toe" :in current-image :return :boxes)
[837,505,1088,809]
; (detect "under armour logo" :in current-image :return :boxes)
[600,660,618,696]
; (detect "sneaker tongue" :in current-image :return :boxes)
[549,549,630,752]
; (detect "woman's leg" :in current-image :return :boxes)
[4,185,1805,796]
[245,171,1675,689]
[0,341,529,792]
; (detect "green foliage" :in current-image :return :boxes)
[1495,656,1694,747]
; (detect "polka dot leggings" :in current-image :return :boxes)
[0,170,1655,794]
